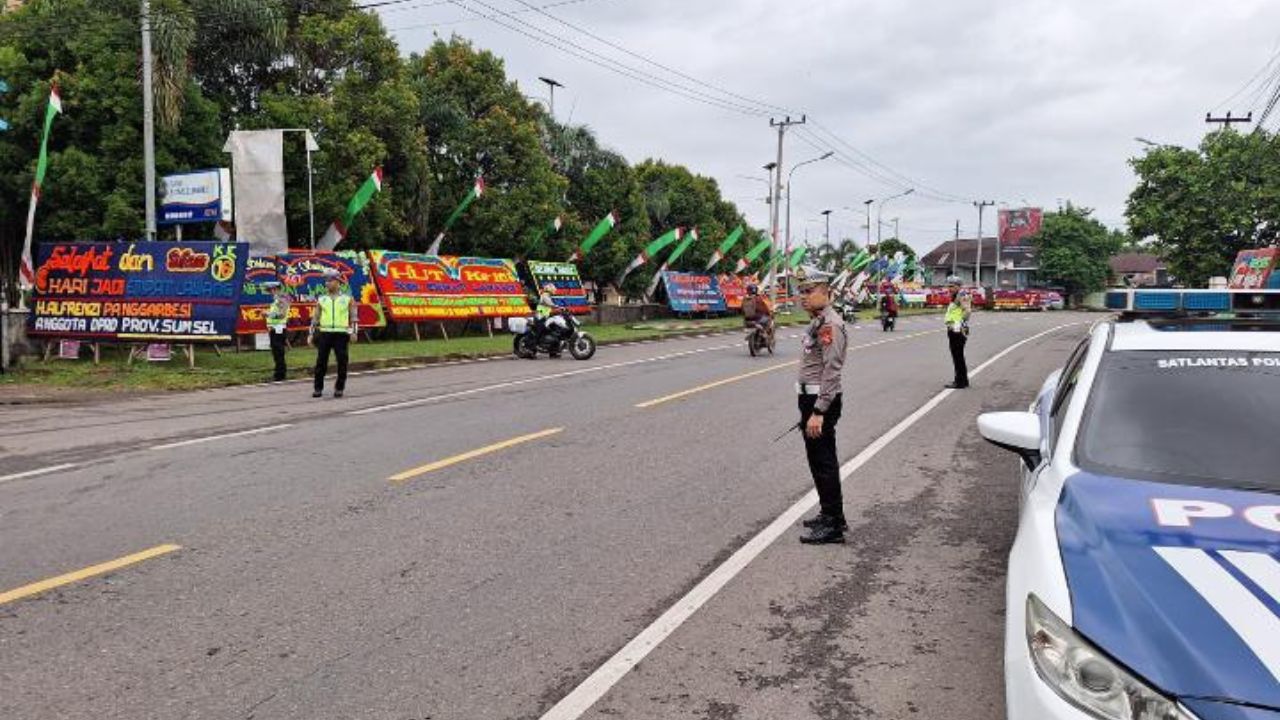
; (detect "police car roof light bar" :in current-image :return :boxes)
[1108,288,1280,322]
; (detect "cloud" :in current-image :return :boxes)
[384,0,1280,254]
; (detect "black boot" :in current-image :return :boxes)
[799,522,846,545]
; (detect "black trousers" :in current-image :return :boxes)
[269,328,287,381]
[948,330,969,387]
[799,393,844,522]
[314,332,350,393]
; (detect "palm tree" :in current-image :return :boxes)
[151,0,286,128]
[815,239,861,273]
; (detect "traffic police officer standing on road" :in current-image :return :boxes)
[796,273,849,545]
[308,271,358,398]
[944,275,972,389]
[265,281,291,383]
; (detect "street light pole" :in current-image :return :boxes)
[141,0,157,240]
[822,209,833,246]
[876,188,914,246]
[973,200,994,287]
[863,199,873,249]
[784,150,833,272]
[538,76,563,121]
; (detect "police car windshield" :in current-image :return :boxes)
[1077,350,1280,492]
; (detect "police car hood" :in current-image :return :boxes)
[1056,473,1280,711]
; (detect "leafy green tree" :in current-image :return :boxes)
[1033,205,1123,306]
[406,37,564,258]
[874,238,914,260]
[1127,129,1280,285]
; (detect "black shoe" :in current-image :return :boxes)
[312,391,323,398]
[945,382,969,390]
[799,524,846,545]
[334,391,344,398]
[801,514,848,530]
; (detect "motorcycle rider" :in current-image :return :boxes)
[741,283,775,341]
[531,283,565,355]
[879,281,898,329]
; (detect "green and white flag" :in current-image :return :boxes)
[569,211,617,262]
[704,225,744,270]
[427,176,485,255]
[733,238,772,274]
[19,83,62,290]
[848,248,872,273]
[317,167,383,251]
[618,227,682,285]
[787,246,808,269]
[647,227,698,297]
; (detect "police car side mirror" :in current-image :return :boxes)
[978,412,1042,471]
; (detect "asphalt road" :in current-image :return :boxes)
[0,311,1093,720]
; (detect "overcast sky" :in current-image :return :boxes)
[376,0,1280,255]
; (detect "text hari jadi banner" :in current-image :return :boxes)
[29,242,247,342]
[369,251,531,321]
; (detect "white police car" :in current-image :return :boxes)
[979,289,1280,720]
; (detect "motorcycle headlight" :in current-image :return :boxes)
[1025,595,1194,720]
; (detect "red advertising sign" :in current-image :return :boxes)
[718,274,747,310]
[368,251,530,321]
[1229,247,1279,289]
[998,208,1043,246]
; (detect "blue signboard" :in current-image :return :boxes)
[662,271,728,314]
[28,242,248,342]
[527,260,591,314]
[159,169,231,225]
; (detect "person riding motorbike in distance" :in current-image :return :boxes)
[742,284,775,340]
[879,281,899,318]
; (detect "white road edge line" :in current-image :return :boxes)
[150,424,295,451]
[536,321,1085,720]
[0,463,79,484]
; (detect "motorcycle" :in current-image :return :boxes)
[509,309,597,360]
[832,298,859,324]
[745,319,775,357]
[880,309,897,332]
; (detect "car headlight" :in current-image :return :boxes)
[1026,595,1194,720]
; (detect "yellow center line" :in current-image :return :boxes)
[389,427,565,484]
[0,544,182,607]
[636,362,798,408]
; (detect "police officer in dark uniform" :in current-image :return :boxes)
[796,272,849,544]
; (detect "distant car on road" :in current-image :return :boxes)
[979,289,1280,720]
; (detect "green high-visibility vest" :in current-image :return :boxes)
[316,294,352,332]
[945,297,967,325]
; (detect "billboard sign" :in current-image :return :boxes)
[29,241,247,342]
[998,207,1043,246]
[159,169,233,225]
[528,260,591,314]
[235,256,285,334]
[717,274,748,310]
[266,251,386,332]
[662,272,727,313]
[368,251,530,321]
[1229,247,1279,289]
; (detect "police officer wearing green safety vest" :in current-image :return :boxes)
[264,281,291,382]
[944,275,972,389]
[308,271,358,398]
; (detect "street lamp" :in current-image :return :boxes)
[877,188,914,245]
[821,209,833,246]
[538,76,564,120]
[785,150,834,263]
[862,199,873,249]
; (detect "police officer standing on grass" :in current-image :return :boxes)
[944,275,972,389]
[264,281,291,382]
[308,271,358,398]
[795,272,849,545]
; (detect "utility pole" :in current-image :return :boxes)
[1205,111,1251,130]
[141,0,157,240]
[768,115,805,307]
[973,200,993,287]
[892,217,900,241]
